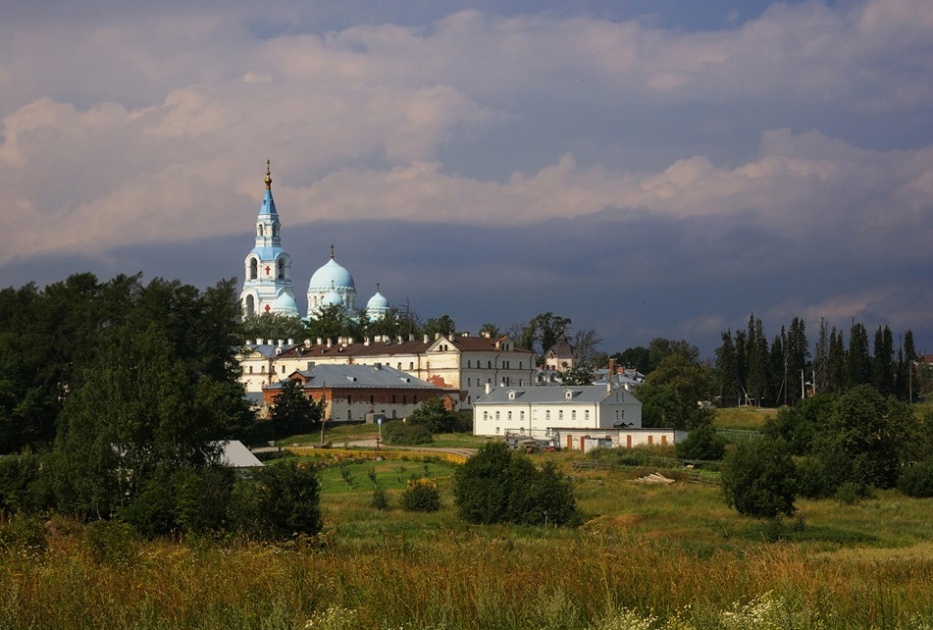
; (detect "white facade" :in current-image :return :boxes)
[239,162,300,318]
[237,333,535,409]
[473,384,643,438]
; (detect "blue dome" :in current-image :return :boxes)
[308,257,355,293]
[367,290,388,310]
[322,289,343,307]
[271,289,299,316]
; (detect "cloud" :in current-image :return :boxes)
[0,0,931,356]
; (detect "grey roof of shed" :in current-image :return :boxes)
[475,385,640,405]
[217,440,264,468]
[266,363,446,391]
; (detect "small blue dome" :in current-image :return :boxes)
[367,290,388,310]
[322,289,343,307]
[271,289,299,316]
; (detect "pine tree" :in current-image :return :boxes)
[846,322,871,389]
[715,330,739,407]
[828,327,847,394]
[814,318,830,395]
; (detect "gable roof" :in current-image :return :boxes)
[475,385,640,405]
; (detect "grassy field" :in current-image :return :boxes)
[5,447,933,629]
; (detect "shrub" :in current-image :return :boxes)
[228,462,322,541]
[382,421,433,446]
[120,474,178,537]
[370,487,389,511]
[454,442,578,526]
[899,460,933,497]
[84,519,138,564]
[173,466,234,535]
[400,477,440,512]
[721,438,797,519]
[676,424,727,461]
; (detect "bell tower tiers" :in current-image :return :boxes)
[239,161,300,318]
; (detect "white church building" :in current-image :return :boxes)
[239,162,388,321]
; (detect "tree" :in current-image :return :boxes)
[49,277,254,518]
[647,337,699,371]
[637,354,716,430]
[241,313,308,344]
[612,346,651,375]
[561,364,595,386]
[846,322,871,389]
[406,398,462,433]
[811,385,912,492]
[721,438,797,519]
[423,314,456,338]
[270,379,324,438]
[570,329,603,365]
[714,330,740,407]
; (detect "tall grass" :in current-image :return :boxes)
[4,459,933,629]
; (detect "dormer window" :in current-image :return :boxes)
[565,389,574,400]
[508,390,516,400]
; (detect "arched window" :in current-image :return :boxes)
[249,258,258,280]
[245,295,255,317]
[277,258,285,280]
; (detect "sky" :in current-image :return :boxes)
[1,0,932,358]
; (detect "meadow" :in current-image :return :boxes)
[4,411,933,629]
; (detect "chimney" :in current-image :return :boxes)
[485,382,492,395]
[317,338,323,346]
[435,332,441,340]
[287,338,294,346]
[347,337,354,345]
[326,338,332,348]
[255,338,262,346]
[304,339,312,348]
[364,337,370,346]
[409,334,415,342]
[423,334,430,344]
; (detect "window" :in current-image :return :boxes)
[281,365,286,373]
[249,258,258,280]
[495,411,500,420]
[467,378,471,386]
[409,362,414,370]
[484,411,489,420]
[546,410,551,421]
[347,395,352,404]
[559,410,564,421]
[467,360,471,368]
[370,395,374,405]
[488,361,492,369]
[508,411,512,421]
[260,365,265,373]
[585,410,590,421]
[403,395,407,404]
[277,259,285,280]
[248,366,253,374]
[572,410,576,421]
[413,396,418,404]
[520,411,525,422]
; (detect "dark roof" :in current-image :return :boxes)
[264,364,446,392]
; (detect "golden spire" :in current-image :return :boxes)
[330,244,335,259]
[264,160,272,190]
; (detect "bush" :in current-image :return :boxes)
[84,519,138,564]
[370,487,389,511]
[382,421,433,446]
[899,460,933,497]
[721,438,797,519]
[228,462,322,541]
[0,451,48,515]
[454,442,578,526]
[400,477,441,512]
[676,424,727,461]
